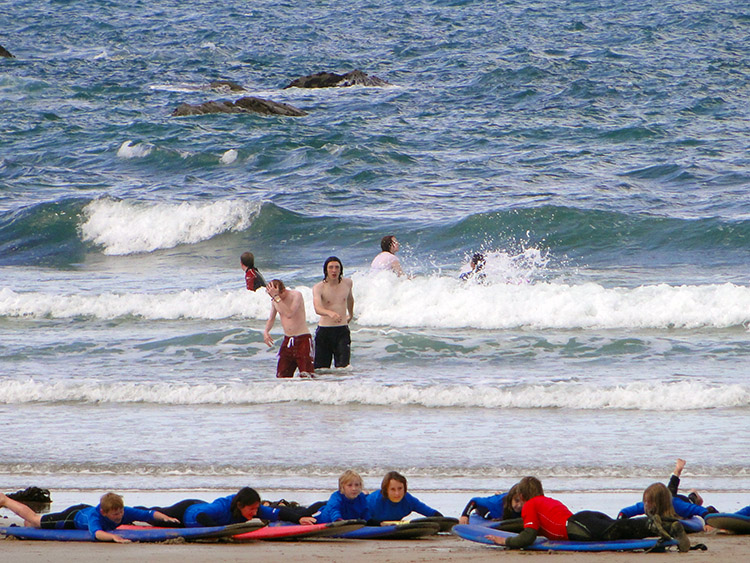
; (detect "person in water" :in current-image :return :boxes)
[370,235,404,276]
[458,483,521,524]
[313,470,370,523]
[264,279,314,378]
[367,471,443,523]
[459,252,486,282]
[240,251,266,292]
[0,491,178,542]
[150,487,315,527]
[485,476,690,552]
[312,256,354,369]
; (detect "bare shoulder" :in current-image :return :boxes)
[312,280,325,294]
[343,277,353,288]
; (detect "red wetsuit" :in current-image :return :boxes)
[521,496,573,541]
[245,268,266,291]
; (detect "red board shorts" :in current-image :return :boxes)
[277,334,315,378]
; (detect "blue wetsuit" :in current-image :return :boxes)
[461,493,510,520]
[183,494,280,527]
[315,491,369,523]
[366,490,441,522]
[618,497,708,519]
[737,505,750,517]
[40,504,156,537]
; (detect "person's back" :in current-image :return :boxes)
[520,495,573,541]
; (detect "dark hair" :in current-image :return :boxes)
[323,256,343,281]
[231,487,261,520]
[381,235,396,253]
[380,471,408,498]
[240,252,255,268]
[516,476,544,501]
[471,253,485,270]
[502,483,520,519]
[270,279,286,293]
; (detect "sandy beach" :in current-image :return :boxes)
[1,528,747,563]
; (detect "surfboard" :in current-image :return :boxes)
[452,524,680,552]
[334,521,440,539]
[680,515,705,533]
[233,519,365,541]
[469,514,524,532]
[0,521,261,542]
[408,516,459,532]
[705,512,750,534]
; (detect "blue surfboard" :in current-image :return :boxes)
[705,512,750,534]
[0,521,261,542]
[469,514,524,532]
[453,524,679,552]
[335,521,440,539]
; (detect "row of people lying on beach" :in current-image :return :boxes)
[2,462,748,546]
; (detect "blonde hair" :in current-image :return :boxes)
[643,483,677,518]
[338,469,363,491]
[99,492,124,513]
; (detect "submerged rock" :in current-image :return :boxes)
[0,44,14,58]
[284,69,390,89]
[172,96,307,117]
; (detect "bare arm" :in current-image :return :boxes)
[94,530,130,543]
[346,280,354,322]
[264,304,278,347]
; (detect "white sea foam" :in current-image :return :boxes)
[79,199,261,254]
[116,140,153,158]
[220,149,238,164]
[1,378,747,410]
[1,277,749,330]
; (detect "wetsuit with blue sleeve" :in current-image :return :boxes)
[315,491,369,523]
[41,504,157,537]
[736,505,750,517]
[618,497,708,519]
[366,490,442,523]
[182,494,281,527]
[461,493,509,520]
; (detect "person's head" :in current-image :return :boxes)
[338,470,364,500]
[642,483,677,518]
[323,256,343,281]
[99,492,125,523]
[470,253,485,271]
[381,471,408,503]
[381,235,399,254]
[503,483,521,519]
[240,252,255,271]
[269,279,286,295]
[231,487,262,521]
[516,476,544,505]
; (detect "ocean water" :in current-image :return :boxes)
[1,0,749,510]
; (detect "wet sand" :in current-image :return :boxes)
[1,528,746,563]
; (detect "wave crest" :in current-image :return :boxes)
[79,199,261,254]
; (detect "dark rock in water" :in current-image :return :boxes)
[283,69,390,89]
[172,96,307,117]
[209,80,246,92]
[6,486,52,512]
[0,44,14,58]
